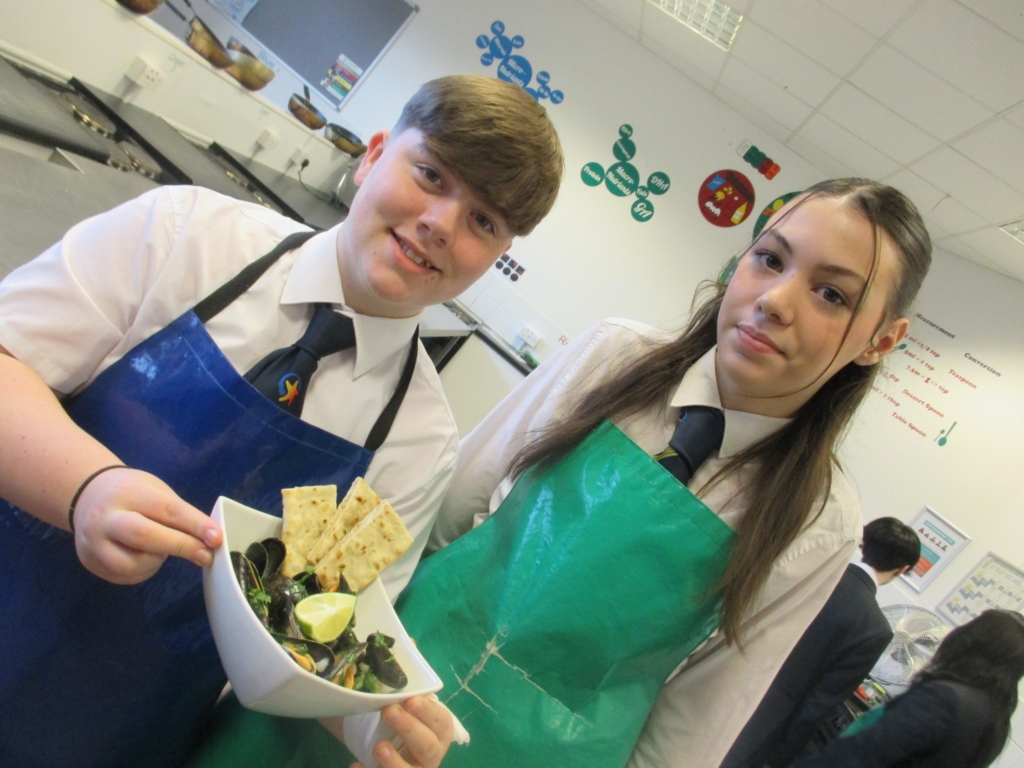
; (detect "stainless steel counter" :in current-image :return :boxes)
[0,134,159,278]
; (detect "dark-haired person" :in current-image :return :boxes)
[401,179,933,768]
[793,609,1024,768]
[0,75,563,768]
[722,516,921,768]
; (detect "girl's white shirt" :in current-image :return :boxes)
[429,318,861,768]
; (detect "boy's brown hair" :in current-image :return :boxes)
[393,75,564,236]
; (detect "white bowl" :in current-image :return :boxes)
[203,496,443,717]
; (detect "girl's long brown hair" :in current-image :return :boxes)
[508,179,932,647]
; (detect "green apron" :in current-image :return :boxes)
[185,421,733,768]
[395,420,734,767]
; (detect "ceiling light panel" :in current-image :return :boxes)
[1000,220,1024,247]
[647,0,744,51]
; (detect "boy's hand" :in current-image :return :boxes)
[350,697,454,768]
[72,467,222,584]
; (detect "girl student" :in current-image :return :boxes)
[392,178,932,768]
[794,609,1024,768]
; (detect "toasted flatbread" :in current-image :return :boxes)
[307,477,381,565]
[280,485,337,577]
[314,500,413,593]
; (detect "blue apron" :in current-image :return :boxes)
[0,232,419,768]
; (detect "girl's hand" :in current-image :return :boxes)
[72,467,222,584]
[350,697,455,768]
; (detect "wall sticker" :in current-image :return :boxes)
[736,140,780,179]
[697,170,754,227]
[476,21,564,104]
[752,191,801,237]
[581,124,671,223]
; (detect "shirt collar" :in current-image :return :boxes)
[853,560,881,588]
[668,346,790,459]
[280,227,421,379]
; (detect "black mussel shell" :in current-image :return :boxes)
[261,538,286,576]
[328,620,359,656]
[327,641,367,683]
[273,633,336,678]
[315,569,353,595]
[232,551,269,627]
[243,541,268,577]
[364,632,407,689]
[268,591,303,639]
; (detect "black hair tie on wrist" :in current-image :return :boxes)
[68,465,127,534]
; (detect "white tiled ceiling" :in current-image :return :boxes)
[577,0,1024,283]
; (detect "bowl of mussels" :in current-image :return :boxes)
[203,493,443,717]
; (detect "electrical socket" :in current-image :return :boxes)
[126,56,163,89]
[289,149,309,167]
[517,325,541,348]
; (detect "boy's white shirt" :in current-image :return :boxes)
[428,318,861,768]
[0,185,458,603]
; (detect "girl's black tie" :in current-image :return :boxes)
[656,405,726,486]
[244,303,356,416]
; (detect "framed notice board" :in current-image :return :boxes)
[237,0,416,107]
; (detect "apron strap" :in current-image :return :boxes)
[365,327,418,452]
[193,231,318,323]
[191,228,417,451]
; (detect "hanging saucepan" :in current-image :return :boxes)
[165,0,232,70]
[324,124,367,158]
[224,38,276,91]
[116,0,165,13]
[289,85,327,130]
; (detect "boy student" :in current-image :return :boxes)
[722,517,921,768]
[0,75,563,768]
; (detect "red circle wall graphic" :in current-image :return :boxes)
[697,170,755,227]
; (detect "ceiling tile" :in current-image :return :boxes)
[797,113,900,179]
[957,0,1024,44]
[578,0,643,38]
[1008,104,1024,131]
[785,134,857,179]
[816,0,919,37]
[933,235,1014,278]
[820,84,940,165]
[728,21,841,105]
[959,226,1024,282]
[745,0,878,76]
[953,119,1024,195]
[888,0,1024,112]
[850,45,995,142]
[924,219,952,240]
[639,36,717,91]
[714,83,796,143]
[884,168,990,235]
[911,146,1024,223]
[718,58,815,130]
[640,1,728,80]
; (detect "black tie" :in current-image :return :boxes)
[244,303,356,416]
[655,406,726,486]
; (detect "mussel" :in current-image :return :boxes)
[231,550,269,627]
[365,632,408,689]
[273,633,335,677]
[231,538,407,691]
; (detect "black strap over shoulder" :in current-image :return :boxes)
[365,327,418,452]
[193,230,318,323]
[191,228,418,451]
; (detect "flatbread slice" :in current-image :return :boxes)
[280,485,337,577]
[307,477,381,565]
[314,501,413,593]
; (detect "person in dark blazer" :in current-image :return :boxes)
[792,609,1024,768]
[721,517,921,768]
